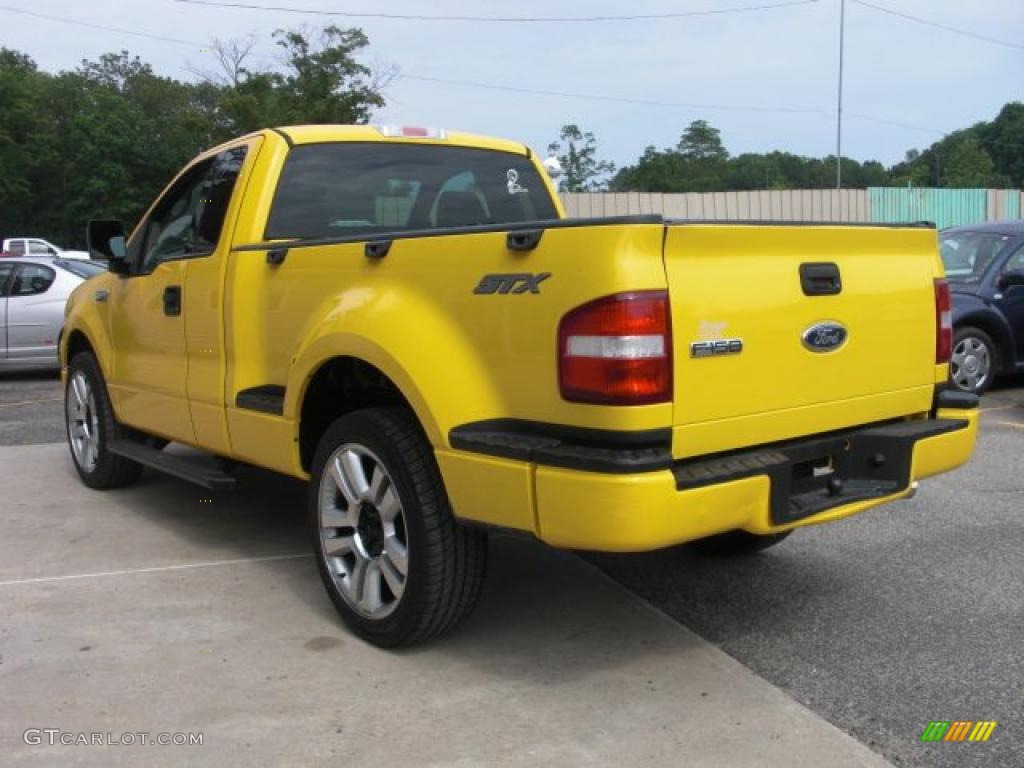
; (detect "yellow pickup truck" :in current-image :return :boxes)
[64,124,978,647]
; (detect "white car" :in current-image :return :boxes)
[2,237,90,260]
[0,256,107,369]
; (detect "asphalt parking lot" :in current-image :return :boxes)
[1,370,1021,767]
[590,377,1024,768]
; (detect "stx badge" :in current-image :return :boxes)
[474,273,551,295]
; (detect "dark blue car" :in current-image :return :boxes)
[940,221,1024,394]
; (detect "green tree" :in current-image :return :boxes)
[678,120,728,162]
[547,124,615,192]
[270,26,384,125]
[940,136,1004,188]
[979,102,1024,188]
[193,26,387,136]
[0,50,46,236]
[0,26,389,246]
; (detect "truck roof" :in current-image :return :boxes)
[271,124,531,157]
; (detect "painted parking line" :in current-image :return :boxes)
[0,397,61,408]
[988,420,1024,431]
[980,404,1023,413]
[0,553,311,588]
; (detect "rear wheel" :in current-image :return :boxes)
[65,352,142,489]
[686,529,792,557]
[950,326,997,395]
[309,407,487,647]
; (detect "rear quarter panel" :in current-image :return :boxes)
[225,222,672,472]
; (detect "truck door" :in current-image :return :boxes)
[182,141,258,454]
[107,157,219,444]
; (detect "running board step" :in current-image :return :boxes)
[108,440,236,491]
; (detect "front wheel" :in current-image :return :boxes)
[685,529,792,557]
[65,352,142,489]
[309,407,487,648]
[949,326,997,395]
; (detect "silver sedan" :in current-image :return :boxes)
[0,256,108,370]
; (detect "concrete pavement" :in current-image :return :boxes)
[0,443,892,767]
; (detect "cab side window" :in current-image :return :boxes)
[10,264,56,296]
[138,145,248,274]
[28,240,55,255]
[140,159,215,273]
[196,146,247,244]
[7,241,25,256]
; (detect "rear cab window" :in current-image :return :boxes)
[265,143,558,240]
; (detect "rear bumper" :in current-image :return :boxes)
[439,402,978,552]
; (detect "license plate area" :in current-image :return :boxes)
[672,418,970,525]
[771,435,906,524]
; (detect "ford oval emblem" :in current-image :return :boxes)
[802,322,848,352]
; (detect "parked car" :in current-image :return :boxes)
[2,237,90,260]
[940,221,1024,394]
[0,256,107,370]
[63,124,977,647]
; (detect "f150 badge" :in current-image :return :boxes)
[474,273,551,295]
[690,338,743,358]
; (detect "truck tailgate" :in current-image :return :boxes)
[665,223,941,458]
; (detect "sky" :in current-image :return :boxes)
[1,0,1021,169]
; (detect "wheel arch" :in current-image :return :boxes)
[955,312,1015,372]
[293,353,433,474]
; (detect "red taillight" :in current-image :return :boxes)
[935,278,952,363]
[558,291,672,405]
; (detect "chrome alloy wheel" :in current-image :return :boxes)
[950,336,991,393]
[318,444,409,619]
[66,370,100,472]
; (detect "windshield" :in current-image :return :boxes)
[265,143,558,240]
[939,232,1011,282]
[55,259,107,279]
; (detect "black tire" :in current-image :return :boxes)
[686,529,792,557]
[64,352,143,489]
[309,407,487,648]
[949,326,998,396]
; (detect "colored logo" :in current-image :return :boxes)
[802,321,848,352]
[920,720,997,742]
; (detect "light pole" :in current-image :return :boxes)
[836,0,845,189]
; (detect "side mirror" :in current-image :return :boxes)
[87,220,128,273]
[997,268,1024,290]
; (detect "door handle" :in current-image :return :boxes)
[800,262,842,296]
[364,240,392,259]
[163,285,182,316]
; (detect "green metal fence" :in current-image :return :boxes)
[868,188,1019,229]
